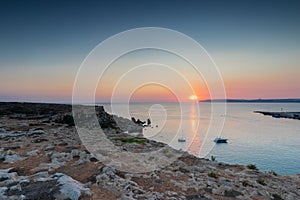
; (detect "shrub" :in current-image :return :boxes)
[111,137,146,144]
[256,178,266,186]
[272,193,283,200]
[98,116,118,129]
[246,164,257,170]
[211,155,216,161]
[54,114,74,126]
[208,172,218,179]
[269,170,278,176]
[242,180,249,187]
[62,115,74,126]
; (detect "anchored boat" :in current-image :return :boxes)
[214,137,228,143]
[178,137,186,142]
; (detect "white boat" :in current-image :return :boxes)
[178,130,186,142]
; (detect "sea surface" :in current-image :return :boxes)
[102,102,300,175]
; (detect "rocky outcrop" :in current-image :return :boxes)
[0,102,299,199]
[254,111,300,120]
[0,169,91,200]
[0,132,25,139]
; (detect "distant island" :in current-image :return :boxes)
[199,98,300,103]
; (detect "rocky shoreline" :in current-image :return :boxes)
[0,102,299,200]
[254,111,300,120]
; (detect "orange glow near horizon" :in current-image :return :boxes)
[189,95,198,101]
[129,84,178,102]
[4,51,299,102]
[95,79,208,103]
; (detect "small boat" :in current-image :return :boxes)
[214,137,228,143]
[178,130,186,142]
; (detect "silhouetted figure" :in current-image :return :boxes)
[136,119,145,125]
[147,118,151,126]
[131,117,137,123]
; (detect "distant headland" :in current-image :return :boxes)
[199,98,300,103]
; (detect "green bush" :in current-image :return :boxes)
[242,180,249,187]
[211,155,216,161]
[208,172,218,179]
[62,115,74,126]
[55,114,74,126]
[272,193,283,200]
[246,164,257,170]
[256,178,266,186]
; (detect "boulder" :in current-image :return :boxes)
[0,169,91,200]
[53,173,91,200]
[45,145,55,151]
[27,129,45,136]
[26,150,39,156]
[4,154,24,163]
[0,132,25,139]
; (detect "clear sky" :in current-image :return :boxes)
[0,0,299,102]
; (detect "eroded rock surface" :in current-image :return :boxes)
[0,169,91,200]
[0,102,299,200]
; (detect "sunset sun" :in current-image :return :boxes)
[189,95,198,101]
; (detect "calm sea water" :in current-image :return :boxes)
[103,102,300,175]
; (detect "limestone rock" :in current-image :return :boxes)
[53,173,91,200]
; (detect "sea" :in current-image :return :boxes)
[101,102,300,175]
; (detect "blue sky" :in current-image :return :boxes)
[0,0,300,102]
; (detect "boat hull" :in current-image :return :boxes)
[214,138,228,143]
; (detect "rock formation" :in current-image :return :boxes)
[0,102,299,199]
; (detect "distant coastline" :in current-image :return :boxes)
[254,111,300,120]
[199,98,300,103]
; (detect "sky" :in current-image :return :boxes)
[0,0,300,102]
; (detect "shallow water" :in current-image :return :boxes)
[103,102,300,175]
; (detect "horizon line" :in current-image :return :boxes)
[1,97,300,105]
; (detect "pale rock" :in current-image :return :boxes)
[4,154,24,163]
[27,129,45,136]
[96,173,110,183]
[53,173,91,200]
[166,191,178,196]
[30,163,61,173]
[30,171,49,180]
[45,145,55,151]
[127,132,143,138]
[0,169,19,186]
[190,166,206,173]
[0,128,7,132]
[26,149,38,156]
[0,132,25,139]
[51,152,71,164]
[71,149,81,157]
[103,166,116,178]
[0,187,8,199]
[9,184,22,192]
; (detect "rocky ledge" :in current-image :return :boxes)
[254,111,300,120]
[0,102,299,200]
